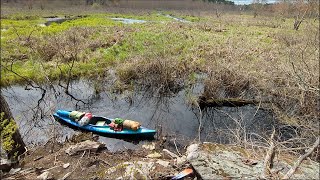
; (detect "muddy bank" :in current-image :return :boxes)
[1,136,319,180]
[0,133,182,179]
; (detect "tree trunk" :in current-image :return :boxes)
[0,92,26,160]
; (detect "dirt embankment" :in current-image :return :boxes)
[1,133,320,180]
[1,133,186,180]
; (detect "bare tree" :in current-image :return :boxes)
[0,92,26,160]
[274,0,319,30]
[25,0,34,9]
[292,0,310,30]
[39,0,45,10]
[252,0,267,18]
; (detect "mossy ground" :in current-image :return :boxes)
[0,112,20,159]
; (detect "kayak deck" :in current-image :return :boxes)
[53,110,156,138]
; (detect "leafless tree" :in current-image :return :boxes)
[274,0,319,30]
[252,0,267,18]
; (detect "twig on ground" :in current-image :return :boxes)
[261,128,276,179]
[65,151,86,178]
[54,155,58,165]
[33,156,44,161]
[173,138,182,157]
[282,137,320,180]
[58,172,72,180]
[43,165,60,172]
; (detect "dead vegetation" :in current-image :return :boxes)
[167,19,319,165]
[33,27,124,63]
[1,1,319,173]
[116,55,195,95]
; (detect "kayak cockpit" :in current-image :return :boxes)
[88,116,112,127]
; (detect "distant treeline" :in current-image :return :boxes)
[1,0,319,18]
[2,0,234,5]
[202,0,234,5]
[1,0,239,12]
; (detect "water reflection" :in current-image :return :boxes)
[164,14,190,23]
[111,18,147,24]
[45,17,70,26]
[3,80,277,151]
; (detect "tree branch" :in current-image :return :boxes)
[262,128,276,179]
[282,137,320,179]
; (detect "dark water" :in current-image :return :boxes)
[39,17,77,27]
[45,17,70,26]
[3,80,277,151]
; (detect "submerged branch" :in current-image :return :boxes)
[198,96,270,108]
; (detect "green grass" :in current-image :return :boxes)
[1,12,318,88]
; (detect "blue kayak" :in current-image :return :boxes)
[53,110,156,139]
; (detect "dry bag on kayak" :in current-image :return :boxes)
[78,113,92,126]
[123,119,141,131]
[69,111,85,121]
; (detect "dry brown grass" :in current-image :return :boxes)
[195,18,319,153]
[116,55,195,95]
[32,27,124,63]
[203,69,255,99]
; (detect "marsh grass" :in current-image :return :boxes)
[196,18,319,152]
[1,7,319,153]
[116,55,194,95]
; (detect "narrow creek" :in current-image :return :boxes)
[2,80,281,152]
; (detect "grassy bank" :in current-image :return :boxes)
[2,12,317,87]
[1,8,319,148]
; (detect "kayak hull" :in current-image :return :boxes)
[53,110,156,139]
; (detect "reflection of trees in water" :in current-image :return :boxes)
[2,80,94,145]
[196,106,277,145]
[129,89,196,151]
[133,90,174,129]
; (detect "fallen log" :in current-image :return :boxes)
[198,96,270,108]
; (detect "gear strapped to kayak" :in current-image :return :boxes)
[78,113,92,126]
[69,111,92,126]
[69,111,141,130]
[109,118,141,131]
[69,111,85,120]
[54,110,156,138]
[109,118,124,131]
